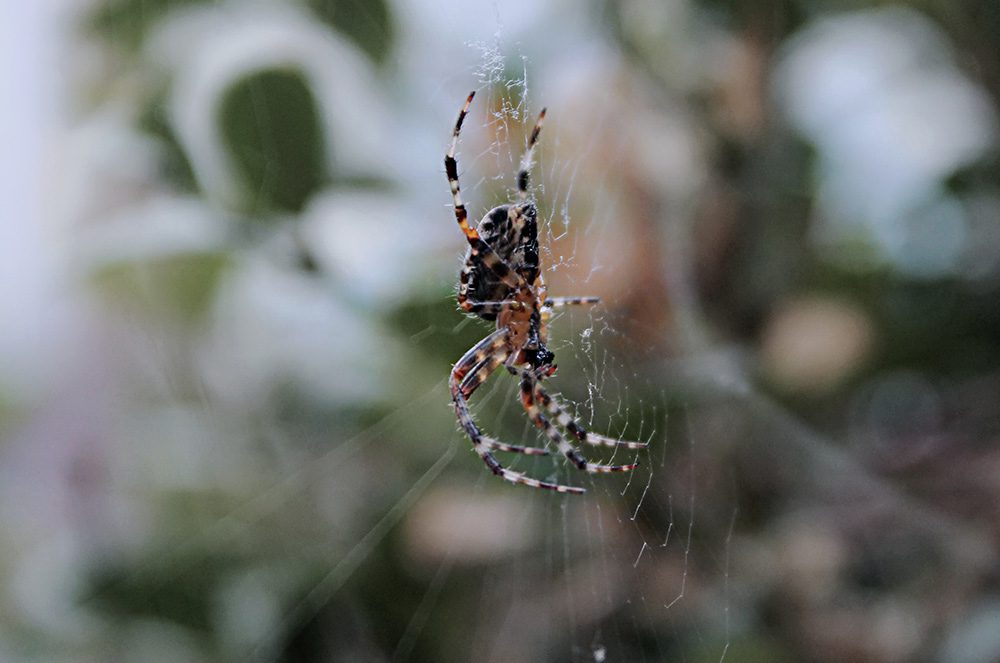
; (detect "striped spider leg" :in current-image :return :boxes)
[449,329,582,494]
[445,91,529,318]
[545,296,602,308]
[519,372,645,475]
[531,382,647,451]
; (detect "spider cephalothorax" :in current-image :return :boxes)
[445,91,647,494]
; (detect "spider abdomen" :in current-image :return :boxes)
[461,203,539,321]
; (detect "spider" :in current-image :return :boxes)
[445,91,647,494]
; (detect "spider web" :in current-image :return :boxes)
[231,42,715,661]
[254,41,725,662]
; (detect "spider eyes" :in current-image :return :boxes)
[526,347,556,374]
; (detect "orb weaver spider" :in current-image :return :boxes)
[446,91,646,494]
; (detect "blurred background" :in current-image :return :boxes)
[3,0,1000,661]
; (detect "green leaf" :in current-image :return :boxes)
[307,0,394,64]
[218,68,328,215]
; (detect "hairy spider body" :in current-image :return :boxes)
[462,203,539,323]
[446,91,646,494]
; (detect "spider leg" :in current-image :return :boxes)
[517,108,546,201]
[446,92,527,292]
[477,436,552,456]
[458,299,525,317]
[456,350,549,458]
[518,373,640,474]
[544,296,601,308]
[533,383,648,450]
[451,328,508,386]
[451,331,579,493]
[458,355,499,400]
[444,92,476,241]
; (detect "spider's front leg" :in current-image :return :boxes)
[517,106,546,201]
[446,92,528,295]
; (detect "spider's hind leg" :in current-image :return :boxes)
[451,330,578,493]
[533,383,648,450]
[457,347,550,457]
[519,374,641,474]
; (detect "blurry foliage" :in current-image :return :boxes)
[138,88,199,192]
[89,0,393,65]
[920,0,1000,102]
[88,0,209,53]
[693,0,807,37]
[307,0,393,65]
[88,0,395,211]
[387,297,486,366]
[609,0,1000,412]
[92,252,230,323]
[88,552,235,632]
[219,69,328,215]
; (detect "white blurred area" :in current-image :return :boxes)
[775,7,999,280]
[0,2,78,404]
